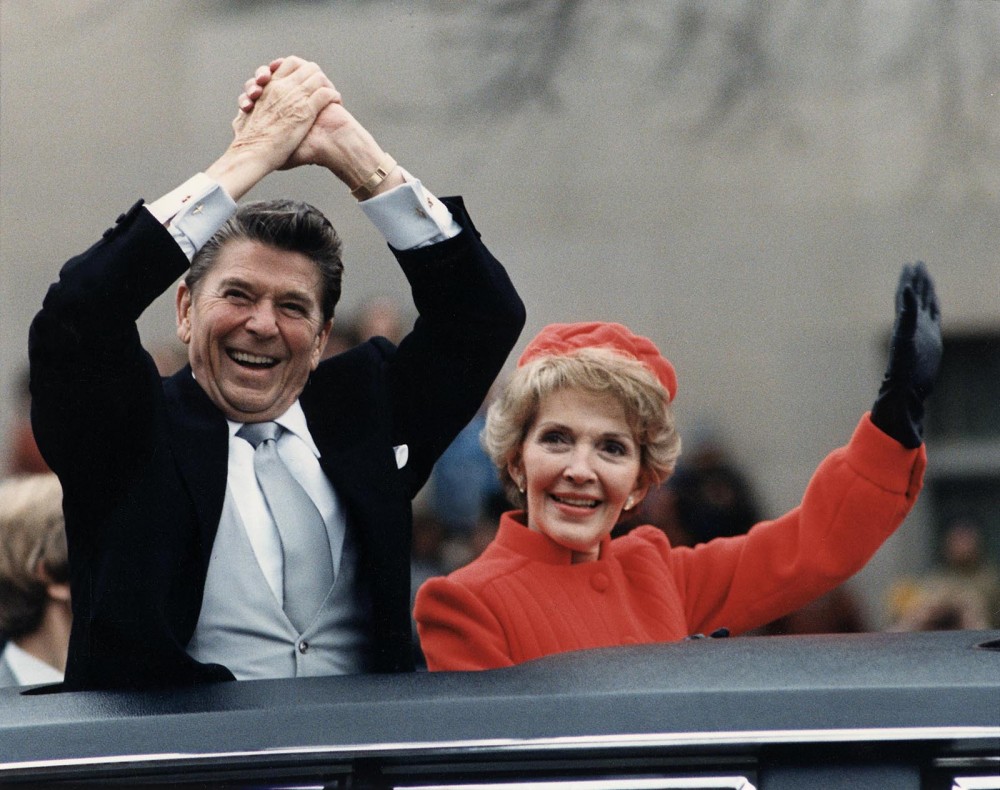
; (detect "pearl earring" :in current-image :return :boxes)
[624,496,635,511]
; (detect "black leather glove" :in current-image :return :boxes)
[870,262,942,448]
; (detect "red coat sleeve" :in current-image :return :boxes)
[664,414,926,636]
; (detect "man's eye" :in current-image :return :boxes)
[224,290,251,303]
[281,302,308,316]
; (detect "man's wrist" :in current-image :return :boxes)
[204,145,275,203]
[350,153,398,201]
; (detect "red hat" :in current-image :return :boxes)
[517,321,677,401]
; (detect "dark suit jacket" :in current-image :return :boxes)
[29,197,524,690]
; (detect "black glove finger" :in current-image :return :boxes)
[911,262,933,309]
[918,263,941,322]
[894,263,914,314]
[893,281,918,342]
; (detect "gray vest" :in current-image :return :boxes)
[187,487,373,679]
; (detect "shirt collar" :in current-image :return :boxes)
[227,400,320,458]
[3,642,63,685]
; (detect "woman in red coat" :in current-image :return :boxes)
[415,265,941,671]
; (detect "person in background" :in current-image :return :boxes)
[415,264,940,670]
[931,517,1000,627]
[6,367,49,477]
[428,381,508,542]
[888,516,999,631]
[28,57,524,689]
[0,474,70,687]
[614,431,762,546]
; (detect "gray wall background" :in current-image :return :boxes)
[3,0,999,627]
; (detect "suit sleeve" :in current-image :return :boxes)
[28,204,190,514]
[414,575,515,671]
[383,196,526,496]
[664,414,926,636]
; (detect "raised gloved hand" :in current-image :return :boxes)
[870,262,942,448]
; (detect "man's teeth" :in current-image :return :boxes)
[552,495,599,508]
[230,350,277,367]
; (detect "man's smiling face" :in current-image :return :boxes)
[175,238,332,423]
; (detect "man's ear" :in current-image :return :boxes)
[35,561,70,603]
[310,318,333,370]
[175,282,192,344]
[47,581,71,604]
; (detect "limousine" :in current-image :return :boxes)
[0,628,997,789]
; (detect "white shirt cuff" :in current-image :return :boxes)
[144,173,237,262]
[358,168,461,250]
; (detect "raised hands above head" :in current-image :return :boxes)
[205,56,339,200]
[236,57,403,199]
[228,56,339,168]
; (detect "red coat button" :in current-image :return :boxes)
[591,572,610,592]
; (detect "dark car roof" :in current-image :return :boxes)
[1,630,998,784]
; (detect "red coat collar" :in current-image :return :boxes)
[495,510,613,565]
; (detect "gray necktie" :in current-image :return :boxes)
[237,421,334,632]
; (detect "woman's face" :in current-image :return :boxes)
[510,387,645,563]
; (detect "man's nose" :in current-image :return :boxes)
[245,300,279,336]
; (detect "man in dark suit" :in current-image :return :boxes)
[28,58,525,690]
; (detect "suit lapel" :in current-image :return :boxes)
[300,355,410,573]
[163,367,230,572]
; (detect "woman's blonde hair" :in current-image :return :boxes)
[0,473,67,639]
[483,347,682,508]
